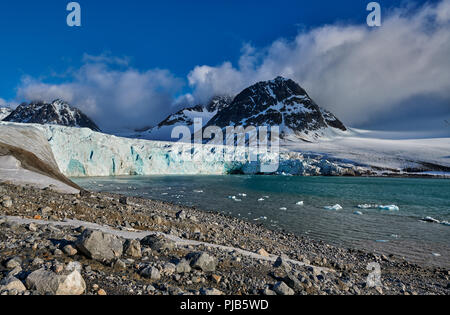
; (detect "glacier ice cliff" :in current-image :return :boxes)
[0,122,363,177]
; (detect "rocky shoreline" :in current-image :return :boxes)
[0,182,448,295]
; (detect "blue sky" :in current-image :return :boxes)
[0,0,449,134]
[0,0,406,100]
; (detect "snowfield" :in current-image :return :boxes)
[283,128,450,172]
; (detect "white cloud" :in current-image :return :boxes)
[12,0,450,133]
[17,60,183,132]
[187,0,450,128]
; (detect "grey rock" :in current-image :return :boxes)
[273,256,291,271]
[141,266,161,280]
[176,259,192,274]
[162,262,176,275]
[114,259,127,270]
[76,229,124,263]
[63,245,78,256]
[124,239,142,258]
[140,235,175,252]
[1,199,13,208]
[200,288,223,295]
[187,252,217,272]
[273,281,295,295]
[5,257,22,269]
[283,273,303,292]
[0,276,26,292]
[26,268,86,295]
[262,287,277,295]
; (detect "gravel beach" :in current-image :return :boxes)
[0,182,448,295]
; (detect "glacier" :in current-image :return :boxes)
[0,122,357,178]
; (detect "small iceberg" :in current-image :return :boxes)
[296,201,304,206]
[353,211,363,215]
[432,253,441,257]
[441,221,450,226]
[193,190,204,193]
[420,216,440,224]
[324,204,343,211]
[258,198,265,202]
[379,205,400,211]
[238,193,247,197]
[279,207,287,211]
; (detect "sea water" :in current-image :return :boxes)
[73,176,450,267]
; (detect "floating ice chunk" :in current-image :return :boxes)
[441,221,450,226]
[279,207,287,211]
[263,196,270,199]
[161,192,168,195]
[194,190,204,193]
[375,240,389,243]
[238,193,247,197]
[324,204,343,211]
[432,253,441,257]
[390,234,400,238]
[379,205,399,211]
[420,216,440,224]
[296,201,304,206]
[258,198,265,202]
[353,211,363,215]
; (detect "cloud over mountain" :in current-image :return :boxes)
[188,0,450,131]
[12,0,450,134]
[16,56,183,133]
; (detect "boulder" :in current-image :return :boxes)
[124,239,142,258]
[140,235,175,252]
[0,276,26,292]
[140,266,161,280]
[76,229,124,263]
[176,259,192,274]
[187,252,217,272]
[26,268,86,295]
[273,281,294,295]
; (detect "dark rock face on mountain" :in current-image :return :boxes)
[3,100,101,132]
[206,77,346,141]
[133,96,233,140]
[156,96,233,129]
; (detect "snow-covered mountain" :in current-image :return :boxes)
[0,107,12,121]
[206,77,347,142]
[132,96,232,141]
[3,99,101,132]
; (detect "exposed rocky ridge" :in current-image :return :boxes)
[134,96,233,141]
[3,99,100,132]
[206,77,347,141]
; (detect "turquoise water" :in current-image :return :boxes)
[73,176,450,267]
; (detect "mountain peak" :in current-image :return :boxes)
[3,100,101,132]
[206,77,346,141]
